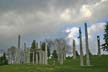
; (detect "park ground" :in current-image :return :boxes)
[0,55,108,72]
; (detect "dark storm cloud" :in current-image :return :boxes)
[0,0,108,53]
[0,0,49,11]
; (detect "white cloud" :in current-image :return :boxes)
[88,22,105,38]
[80,5,92,18]
[65,22,106,55]
[94,0,108,7]
[87,22,106,54]
[65,27,79,46]
[60,8,72,21]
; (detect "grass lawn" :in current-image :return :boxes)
[0,55,108,72]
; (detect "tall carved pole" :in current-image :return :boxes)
[63,45,66,60]
[60,48,63,64]
[85,23,90,66]
[18,35,21,49]
[24,43,26,63]
[24,43,26,49]
[27,49,30,64]
[45,43,48,64]
[73,39,76,59]
[17,35,21,64]
[32,50,34,64]
[36,53,38,64]
[97,35,101,55]
[79,27,84,66]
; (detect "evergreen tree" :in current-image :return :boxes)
[31,40,36,49]
[41,42,50,58]
[76,51,79,56]
[3,53,6,61]
[41,42,45,51]
[30,40,36,63]
[52,50,58,59]
[3,53,8,64]
[0,53,8,65]
[47,45,50,58]
[102,22,108,51]
[89,50,92,56]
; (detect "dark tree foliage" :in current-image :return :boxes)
[102,22,108,51]
[52,50,58,59]
[0,53,8,65]
[30,40,36,63]
[3,53,6,61]
[41,42,45,51]
[47,45,50,58]
[41,42,50,58]
[76,51,79,56]
[31,40,36,49]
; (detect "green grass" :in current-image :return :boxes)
[0,55,108,72]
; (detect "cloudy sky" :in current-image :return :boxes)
[0,0,108,54]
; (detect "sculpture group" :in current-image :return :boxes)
[6,23,101,66]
